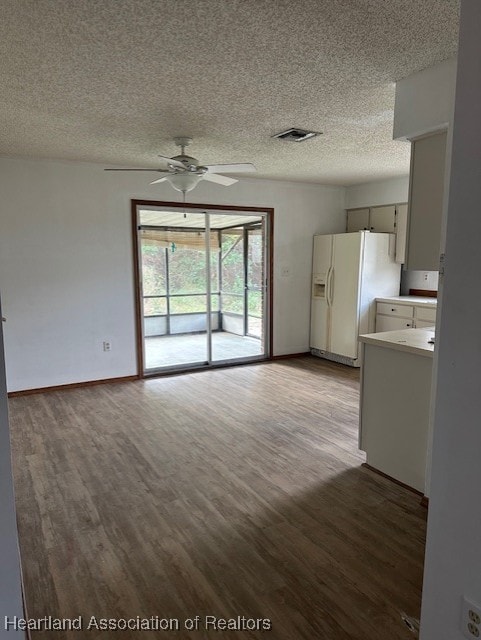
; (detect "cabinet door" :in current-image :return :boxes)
[395,204,408,264]
[376,315,414,332]
[416,319,436,329]
[347,208,370,232]
[360,343,432,491]
[369,205,396,232]
[406,131,447,270]
[415,306,436,323]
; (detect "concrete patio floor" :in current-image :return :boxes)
[144,331,264,370]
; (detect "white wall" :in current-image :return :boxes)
[420,2,481,639]
[393,57,457,141]
[345,175,409,209]
[0,157,346,391]
[400,271,439,295]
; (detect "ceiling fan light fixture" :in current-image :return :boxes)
[104,136,256,193]
[166,172,202,193]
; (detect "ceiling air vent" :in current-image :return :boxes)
[272,128,322,142]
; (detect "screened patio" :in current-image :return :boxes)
[137,208,269,373]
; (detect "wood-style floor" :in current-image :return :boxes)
[9,357,426,639]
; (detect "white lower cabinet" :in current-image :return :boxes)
[375,296,437,332]
[376,315,414,332]
[416,306,437,323]
[416,319,436,328]
[359,337,433,493]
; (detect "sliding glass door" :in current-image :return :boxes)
[247,225,265,340]
[135,204,271,375]
[211,222,266,362]
[139,212,210,369]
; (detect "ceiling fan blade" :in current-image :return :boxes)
[104,168,169,172]
[203,163,256,174]
[202,173,238,186]
[157,155,186,169]
[150,176,169,185]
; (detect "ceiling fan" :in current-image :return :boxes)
[104,137,256,194]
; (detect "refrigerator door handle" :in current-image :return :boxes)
[327,267,334,307]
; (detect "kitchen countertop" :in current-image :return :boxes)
[359,327,435,358]
[375,295,437,307]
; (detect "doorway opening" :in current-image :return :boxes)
[132,200,273,376]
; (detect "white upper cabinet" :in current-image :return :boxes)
[394,204,408,264]
[369,206,396,233]
[346,204,406,264]
[405,131,447,271]
[346,208,370,232]
[347,206,396,233]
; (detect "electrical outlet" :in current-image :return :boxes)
[423,272,429,281]
[462,597,481,638]
[103,341,111,352]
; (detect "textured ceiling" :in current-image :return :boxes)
[0,0,459,185]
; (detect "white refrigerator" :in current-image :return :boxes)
[310,231,400,366]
